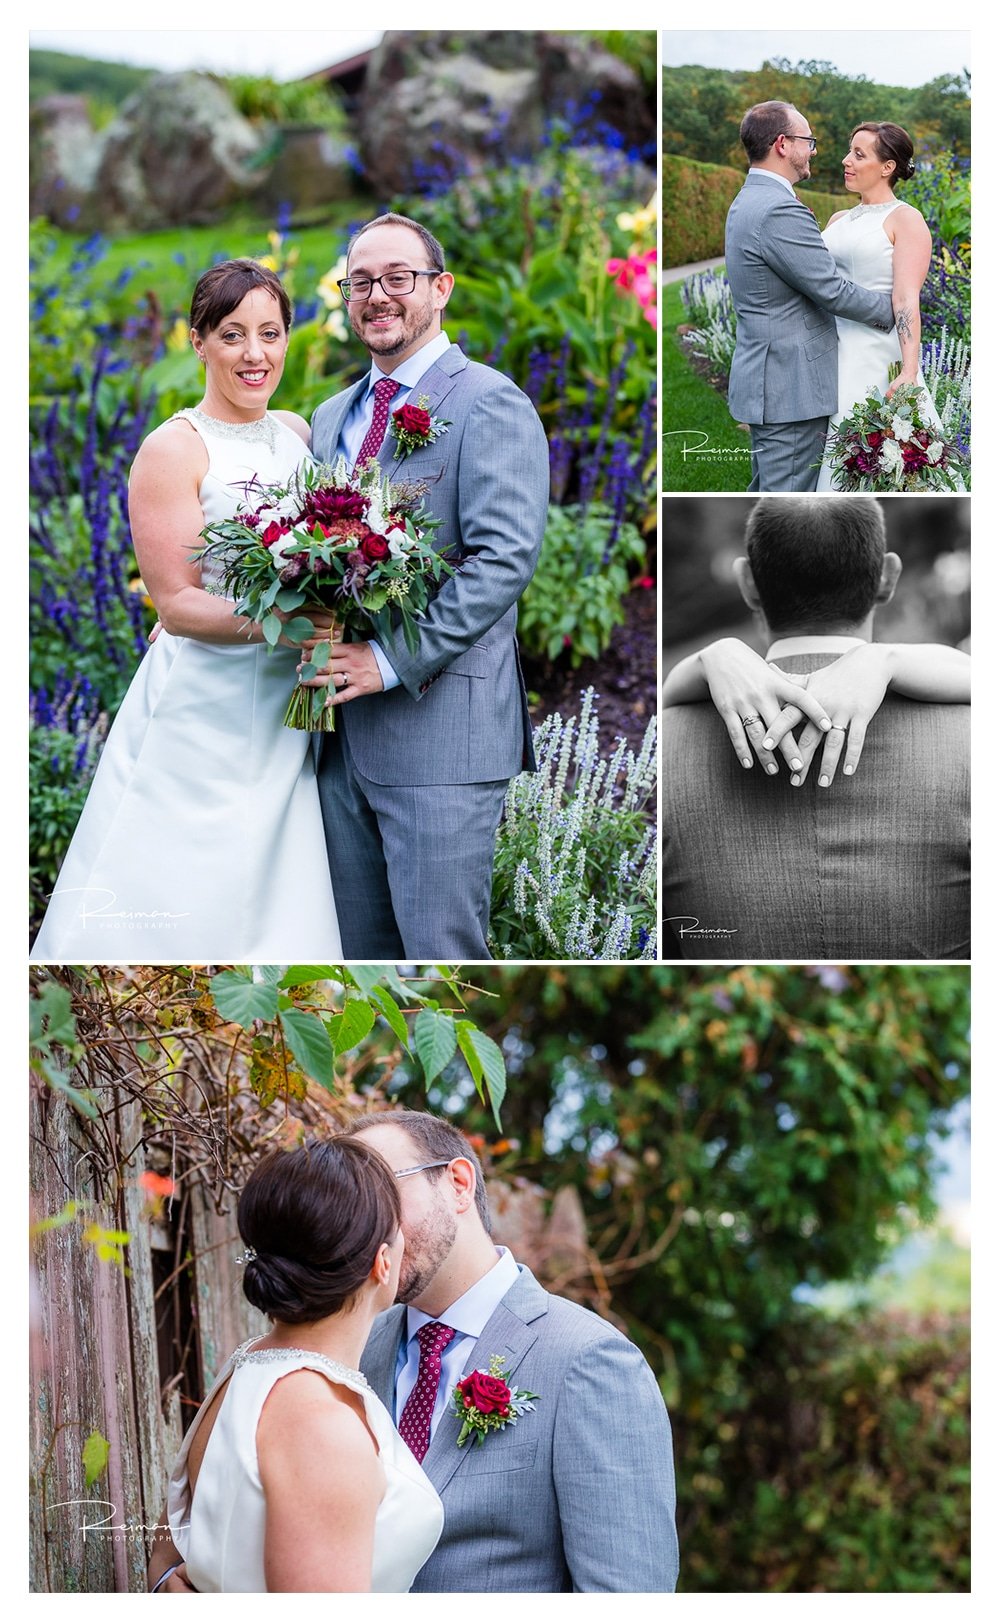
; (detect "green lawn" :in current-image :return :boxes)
[39,203,372,318]
[662,277,750,493]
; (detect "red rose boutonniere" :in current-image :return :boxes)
[390,393,451,459]
[451,1354,539,1448]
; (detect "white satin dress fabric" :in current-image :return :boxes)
[168,1340,443,1593]
[31,409,341,961]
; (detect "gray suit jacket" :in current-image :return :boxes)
[725,172,895,425]
[662,651,970,959]
[310,345,549,786]
[361,1265,679,1592]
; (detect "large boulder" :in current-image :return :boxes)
[93,72,268,231]
[255,126,356,214]
[29,96,102,227]
[358,30,654,197]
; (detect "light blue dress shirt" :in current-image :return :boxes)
[394,1245,521,1437]
[338,328,453,692]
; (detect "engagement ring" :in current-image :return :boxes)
[741,713,762,727]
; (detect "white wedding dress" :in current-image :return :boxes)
[168,1339,443,1592]
[31,409,342,961]
[816,200,945,491]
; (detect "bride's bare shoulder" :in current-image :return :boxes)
[131,415,208,478]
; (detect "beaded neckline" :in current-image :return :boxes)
[178,406,278,452]
[849,201,900,217]
[230,1337,369,1387]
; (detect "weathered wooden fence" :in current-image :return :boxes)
[29,1079,264,1593]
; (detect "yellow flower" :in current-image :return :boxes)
[256,255,279,272]
[166,317,190,353]
[317,255,349,310]
[268,229,283,255]
[325,308,349,342]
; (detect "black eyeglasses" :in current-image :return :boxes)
[394,1159,453,1180]
[338,269,442,301]
[780,133,817,152]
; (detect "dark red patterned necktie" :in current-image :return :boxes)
[398,1320,456,1462]
[353,375,401,474]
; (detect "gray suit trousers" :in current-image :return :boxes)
[749,415,828,492]
[318,726,507,960]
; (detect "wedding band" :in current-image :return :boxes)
[741,713,762,727]
[339,673,349,688]
[828,723,848,732]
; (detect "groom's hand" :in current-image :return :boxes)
[299,640,384,705]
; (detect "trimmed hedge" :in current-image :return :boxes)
[663,154,850,268]
[677,1309,971,1592]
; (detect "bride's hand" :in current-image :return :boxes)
[698,639,832,775]
[277,608,342,653]
[792,644,894,785]
[884,370,918,402]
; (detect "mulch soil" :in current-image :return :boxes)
[523,583,658,757]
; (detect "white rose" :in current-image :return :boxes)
[385,526,409,558]
[927,441,944,465]
[879,440,903,475]
[891,414,914,443]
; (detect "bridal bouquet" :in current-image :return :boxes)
[822,378,968,492]
[196,459,454,730]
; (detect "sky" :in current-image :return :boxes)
[29,28,382,80]
[663,30,970,88]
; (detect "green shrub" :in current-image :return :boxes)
[678,1309,970,1592]
[518,503,646,666]
[663,154,848,267]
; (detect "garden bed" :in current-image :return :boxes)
[524,580,656,756]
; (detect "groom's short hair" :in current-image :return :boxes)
[346,212,447,274]
[746,497,887,633]
[348,1108,492,1232]
[740,101,797,162]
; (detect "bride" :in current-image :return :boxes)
[816,121,945,490]
[149,1138,443,1592]
[30,260,341,961]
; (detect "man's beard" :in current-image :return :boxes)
[396,1203,458,1305]
[352,295,437,358]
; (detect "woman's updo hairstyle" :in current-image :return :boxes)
[189,258,292,336]
[237,1137,401,1326]
[852,122,916,187]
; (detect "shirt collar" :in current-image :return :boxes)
[767,635,867,659]
[365,329,452,397]
[750,168,796,198]
[405,1246,519,1342]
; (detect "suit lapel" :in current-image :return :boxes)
[420,1267,548,1495]
[361,1305,406,1412]
[378,344,468,476]
[318,374,368,463]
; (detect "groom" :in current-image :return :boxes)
[350,1109,680,1592]
[662,496,970,959]
[307,213,550,960]
[725,101,896,492]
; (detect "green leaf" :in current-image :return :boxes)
[456,1021,507,1128]
[30,981,78,1050]
[369,985,410,1048]
[279,964,343,989]
[279,1007,334,1091]
[41,1063,101,1119]
[414,1009,457,1085]
[282,616,316,645]
[210,970,280,1026]
[328,996,377,1057]
[262,613,284,648]
[433,966,467,1004]
[344,964,415,1001]
[82,1431,110,1489]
